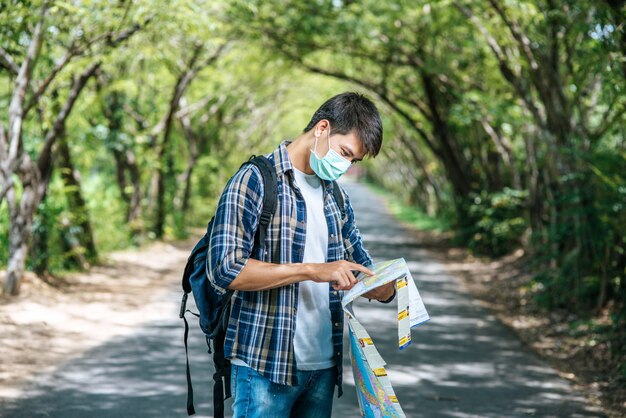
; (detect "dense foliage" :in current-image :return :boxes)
[1,0,624,372]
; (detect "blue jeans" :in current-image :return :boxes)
[230,364,337,418]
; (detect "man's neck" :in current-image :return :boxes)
[286,134,315,175]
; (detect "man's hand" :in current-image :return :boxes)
[362,281,395,302]
[310,260,375,291]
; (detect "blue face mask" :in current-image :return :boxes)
[309,127,352,181]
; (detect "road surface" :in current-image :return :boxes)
[0,178,605,418]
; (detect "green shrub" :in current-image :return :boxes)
[461,188,529,256]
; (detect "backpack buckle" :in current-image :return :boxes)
[179,293,188,319]
[259,211,272,225]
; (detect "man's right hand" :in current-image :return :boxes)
[310,260,375,291]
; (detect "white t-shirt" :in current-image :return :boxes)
[230,166,335,371]
[291,166,334,370]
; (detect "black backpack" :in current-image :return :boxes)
[180,154,346,417]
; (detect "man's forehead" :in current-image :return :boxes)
[339,133,367,158]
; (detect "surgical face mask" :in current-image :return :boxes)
[309,127,352,181]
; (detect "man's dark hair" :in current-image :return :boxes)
[303,92,383,158]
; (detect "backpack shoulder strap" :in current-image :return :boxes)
[182,154,276,297]
[240,155,278,256]
[331,181,346,220]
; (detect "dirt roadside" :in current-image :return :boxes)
[396,224,625,418]
[0,236,197,401]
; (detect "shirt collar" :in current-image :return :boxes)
[274,139,294,178]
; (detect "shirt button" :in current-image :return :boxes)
[334,322,339,327]
[330,234,334,238]
[336,352,341,357]
[333,291,338,296]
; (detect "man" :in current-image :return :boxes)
[207,92,395,418]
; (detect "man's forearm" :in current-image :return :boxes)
[226,258,375,292]
[228,258,315,291]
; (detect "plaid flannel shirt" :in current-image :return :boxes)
[207,140,373,395]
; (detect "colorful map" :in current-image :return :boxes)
[343,258,430,418]
[350,333,403,418]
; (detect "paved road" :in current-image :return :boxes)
[0,178,605,417]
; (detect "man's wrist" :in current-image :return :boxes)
[379,287,396,304]
[298,263,317,282]
[366,285,396,303]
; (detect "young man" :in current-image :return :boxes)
[207,92,395,418]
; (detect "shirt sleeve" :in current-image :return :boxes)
[340,185,374,269]
[207,164,263,294]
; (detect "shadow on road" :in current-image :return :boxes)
[0,179,606,418]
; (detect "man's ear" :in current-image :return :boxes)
[315,119,330,137]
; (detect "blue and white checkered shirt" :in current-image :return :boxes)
[207,139,374,395]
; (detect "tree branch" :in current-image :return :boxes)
[175,93,227,120]
[454,1,546,129]
[36,62,102,177]
[0,122,6,161]
[486,0,540,71]
[0,46,20,75]
[150,43,227,136]
[0,123,10,205]
[123,103,150,131]
[24,19,149,115]
[591,99,626,141]
[7,1,49,168]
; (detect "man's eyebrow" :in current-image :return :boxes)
[342,146,363,162]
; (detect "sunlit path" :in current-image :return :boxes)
[332,178,605,418]
[0,178,605,418]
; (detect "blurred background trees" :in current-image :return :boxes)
[1,0,624,372]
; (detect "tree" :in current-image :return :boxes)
[455,0,625,307]
[0,1,146,294]
[151,43,226,238]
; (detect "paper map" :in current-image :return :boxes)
[343,258,429,417]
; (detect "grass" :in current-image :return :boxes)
[362,179,452,233]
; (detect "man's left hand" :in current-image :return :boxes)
[362,281,395,302]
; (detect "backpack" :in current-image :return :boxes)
[180,154,346,417]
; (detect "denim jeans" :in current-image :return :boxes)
[230,364,337,418]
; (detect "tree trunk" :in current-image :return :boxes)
[107,136,143,228]
[4,186,35,295]
[30,209,49,276]
[111,147,130,204]
[481,117,522,190]
[126,149,142,229]
[398,133,444,206]
[100,88,144,228]
[177,110,203,214]
[522,132,543,242]
[28,154,56,277]
[57,135,98,263]
[2,9,143,295]
[420,70,473,199]
[153,44,222,238]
